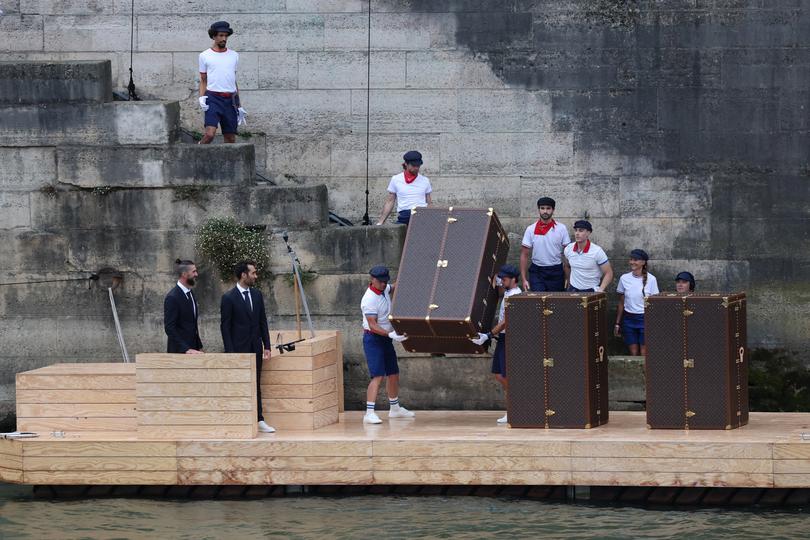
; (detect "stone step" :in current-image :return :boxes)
[0,101,179,146]
[56,144,256,188]
[0,61,112,105]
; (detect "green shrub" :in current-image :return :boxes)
[749,348,810,412]
[195,218,270,286]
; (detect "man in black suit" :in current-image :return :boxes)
[221,260,275,433]
[164,259,203,354]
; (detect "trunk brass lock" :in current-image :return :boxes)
[543,358,554,367]
[685,410,696,418]
[684,359,695,368]
[737,347,745,364]
[545,409,555,416]
[683,309,694,317]
[436,260,448,268]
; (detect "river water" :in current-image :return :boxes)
[0,484,807,539]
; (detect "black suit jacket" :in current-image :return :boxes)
[220,286,271,354]
[164,285,202,353]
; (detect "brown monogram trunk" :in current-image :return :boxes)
[505,292,609,428]
[645,292,749,430]
[389,207,509,354]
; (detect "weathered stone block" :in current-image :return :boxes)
[0,101,179,146]
[405,50,504,89]
[43,15,134,52]
[298,51,405,89]
[113,0,285,14]
[0,148,56,191]
[355,89,460,133]
[241,90,352,134]
[56,144,255,188]
[257,52,299,89]
[520,176,620,219]
[440,132,573,175]
[457,89,553,132]
[0,193,30,229]
[329,132,441,177]
[21,1,115,15]
[0,15,44,51]
[0,60,112,104]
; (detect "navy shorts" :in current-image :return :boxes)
[204,91,238,134]
[490,333,506,377]
[567,285,598,293]
[396,210,411,225]
[363,331,399,378]
[622,312,646,346]
[528,263,565,292]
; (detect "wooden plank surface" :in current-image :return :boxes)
[268,406,339,430]
[16,389,136,404]
[137,425,256,440]
[25,457,176,471]
[267,350,336,372]
[24,470,177,485]
[335,330,344,412]
[0,467,23,483]
[137,411,255,426]
[18,363,135,375]
[572,471,774,488]
[178,469,371,485]
[178,456,370,471]
[17,417,138,432]
[137,397,254,411]
[261,379,336,399]
[24,441,176,458]
[263,392,338,414]
[16,375,135,390]
[137,369,252,383]
[177,440,371,457]
[136,383,254,397]
[16,404,137,418]
[260,364,336,385]
[373,471,573,485]
[136,353,253,369]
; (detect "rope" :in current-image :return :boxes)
[127,0,140,101]
[361,1,372,226]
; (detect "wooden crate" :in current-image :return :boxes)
[15,363,136,433]
[136,354,257,439]
[262,330,342,430]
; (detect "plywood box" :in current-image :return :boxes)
[262,330,343,430]
[136,354,257,440]
[16,363,136,433]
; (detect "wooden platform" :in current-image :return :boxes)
[2,411,810,488]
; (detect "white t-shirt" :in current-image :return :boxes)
[199,48,239,93]
[564,241,609,291]
[387,172,432,213]
[617,272,659,314]
[498,286,522,332]
[521,221,570,267]
[361,284,393,332]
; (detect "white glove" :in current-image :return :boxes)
[495,276,503,287]
[470,332,489,346]
[198,96,209,111]
[237,107,247,125]
[593,286,603,293]
[388,331,408,343]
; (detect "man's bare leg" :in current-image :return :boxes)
[199,126,217,144]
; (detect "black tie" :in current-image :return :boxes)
[242,290,252,311]
[186,291,196,317]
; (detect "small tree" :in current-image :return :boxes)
[196,218,270,286]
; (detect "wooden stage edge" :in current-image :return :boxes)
[2,411,810,489]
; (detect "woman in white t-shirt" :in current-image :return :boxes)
[614,249,659,356]
[376,150,432,226]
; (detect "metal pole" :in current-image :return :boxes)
[108,287,130,363]
[287,249,315,339]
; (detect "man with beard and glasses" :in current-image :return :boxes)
[164,259,204,354]
[520,196,570,292]
[220,261,275,433]
[198,21,246,144]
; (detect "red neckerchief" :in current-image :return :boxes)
[573,240,591,253]
[404,170,417,184]
[534,219,556,235]
[368,284,385,295]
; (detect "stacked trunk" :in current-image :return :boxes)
[645,292,749,430]
[390,207,509,354]
[506,292,609,429]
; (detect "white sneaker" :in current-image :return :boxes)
[258,420,276,433]
[497,413,508,424]
[363,412,382,424]
[388,406,415,419]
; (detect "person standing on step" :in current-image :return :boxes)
[675,271,696,293]
[220,261,275,434]
[164,259,203,354]
[563,220,614,293]
[520,196,569,292]
[471,264,522,424]
[198,21,246,144]
[614,249,659,356]
[360,265,415,424]
[376,151,433,226]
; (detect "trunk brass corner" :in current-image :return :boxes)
[545,409,555,416]
[428,304,439,310]
[447,217,457,223]
[684,359,694,368]
[436,259,448,268]
[685,410,696,418]
[543,358,554,367]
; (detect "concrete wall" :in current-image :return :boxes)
[1,2,809,420]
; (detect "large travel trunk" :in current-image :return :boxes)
[505,292,609,428]
[389,207,509,354]
[645,292,749,430]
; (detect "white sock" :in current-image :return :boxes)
[366,401,375,414]
[389,397,399,410]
